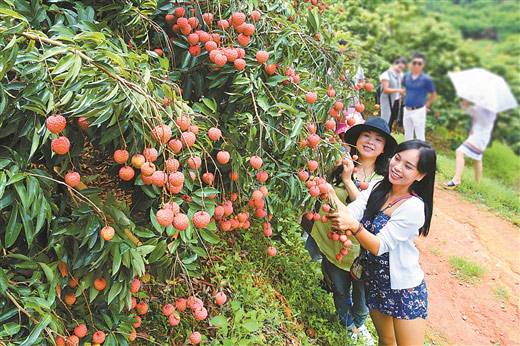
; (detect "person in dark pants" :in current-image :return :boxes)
[306,118,397,344]
[379,57,406,131]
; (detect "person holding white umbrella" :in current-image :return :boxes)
[446,68,518,187]
[446,101,496,187]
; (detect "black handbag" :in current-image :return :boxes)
[350,254,364,281]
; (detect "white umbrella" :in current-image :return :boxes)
[448,68,518,113]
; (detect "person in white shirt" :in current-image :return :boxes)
[327,140,436,346]
[379,57,406,130]
[446,100,497,187]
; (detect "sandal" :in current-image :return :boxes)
[445,180,459,189]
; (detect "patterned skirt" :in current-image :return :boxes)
[361,212,428,319]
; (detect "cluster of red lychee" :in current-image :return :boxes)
[159,291,228,345]
[45,114,87,189]
[161,8,263,70]
[54,323,112,345]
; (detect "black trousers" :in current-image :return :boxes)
[388,100,403,131]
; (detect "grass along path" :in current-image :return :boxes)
[418,187,520,345]
[435,152,520,226]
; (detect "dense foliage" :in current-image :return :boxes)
[425,0,520,40]
[0,0,517,345]
[0,0,370,344]
[329,0,520,153]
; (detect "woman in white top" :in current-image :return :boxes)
[328,140,436,345]
[447,100,497,187]
[379,57,406,130]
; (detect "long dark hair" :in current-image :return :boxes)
[364,140,436,236]
[331,133,391,185]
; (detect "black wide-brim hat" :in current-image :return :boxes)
[342,117,398,156]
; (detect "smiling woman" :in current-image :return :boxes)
[328,139,437,345]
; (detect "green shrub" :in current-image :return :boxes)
[483,141,520,189]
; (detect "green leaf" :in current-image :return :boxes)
[210,315,228,328]
[201,98,217,113]
[64,54,82,85]
[112,246,121,274]
[5,204,21,247]
[38,262,54,283]
[40,46,69,60]
[28,125,41,160]
[107,281,122,304]
[105,333,118,346]
[20,314,51,346]
[6,173,24,185]
[136,245,155,256]
[130,250,145,277]
[111,208,131,226]
[0,172,6,200]
[52,54,76,75]
[306,8,320,34]
[256,96,270,111]
[0,323,21,338]
[0,268,8,294]
[148,240,166,263]
[182,253,197,265]
[0,8,29,23]
[89,284,100,303]
[199,228,220,244]
[14,181,28,209]
[242,319,261,332]
[193,187,220,198]
[20,209,35,246]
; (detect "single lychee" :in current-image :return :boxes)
[192,211,210,229]
[51,136,70,155]
[173,213,189,231]
[152,124,172,144]
[305,92,317,104]
[175,298,187,312]
[189,332,202,345]
[46,114,67,134]
[92,331,105,344]
[162,303,175,316]
[136,301,148,315]
[156,208,174,227]
[131,154,145,168]
[249,156,263,169]
[64,171,81,188]
[119,166,135,181]
[216,151,230,164]
[94,278,106,291]
[255,50,269,64]
[214,291,227,305]
[114,149,129,164]
[130,278,141,294]
[100,226,115,241]
[73,324,88,339]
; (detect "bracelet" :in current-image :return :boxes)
[352,222,363,236]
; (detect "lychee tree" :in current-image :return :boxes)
[0,0,372,344]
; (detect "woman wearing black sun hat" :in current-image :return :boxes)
[304,117,397,343]
[332,116,398,198]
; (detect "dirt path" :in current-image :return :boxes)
[417,188,520,346]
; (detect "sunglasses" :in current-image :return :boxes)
[412,60,423,66]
